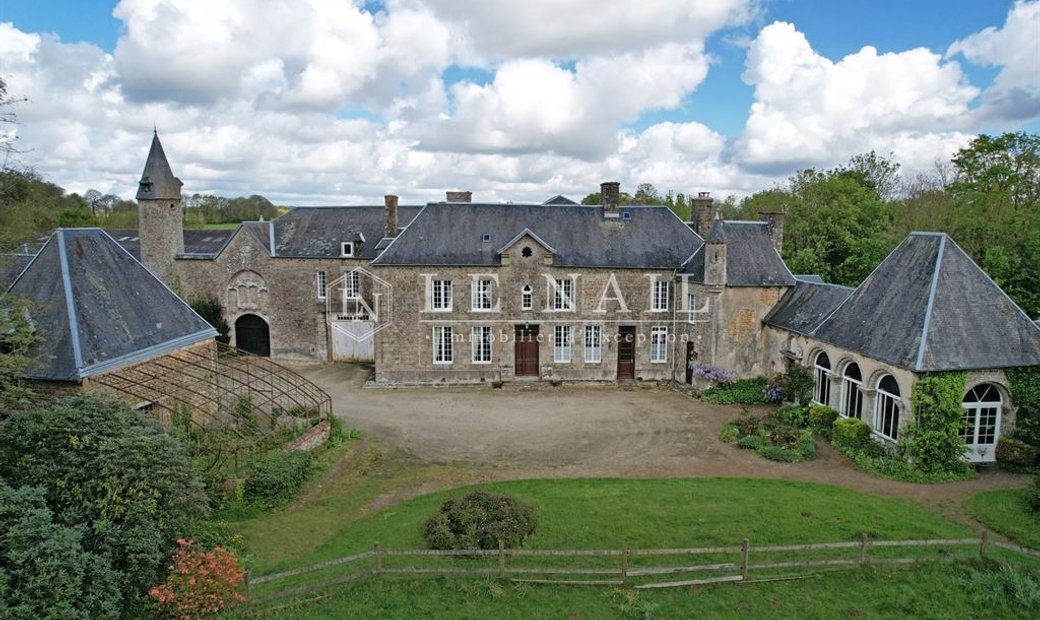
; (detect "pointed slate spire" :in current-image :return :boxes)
[706,210,726,244]
[136,131,183,201]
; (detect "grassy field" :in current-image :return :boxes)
[225,446,1038,618]
[965,487,1040,548]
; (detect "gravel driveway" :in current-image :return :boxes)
[291,363,1029,505]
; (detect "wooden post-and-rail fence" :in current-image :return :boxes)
[245,534,1040,606]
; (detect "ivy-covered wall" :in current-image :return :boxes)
[1006,366,1040,447]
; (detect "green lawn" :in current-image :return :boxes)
[965,487,1040,548]
[240,475,974,576]
[244,562,1019,619]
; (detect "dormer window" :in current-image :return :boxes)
[341,242,355,257]
[621,211,632,221]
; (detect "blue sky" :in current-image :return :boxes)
[0,1,1036,202]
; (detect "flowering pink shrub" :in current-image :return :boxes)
[149,539,245,619]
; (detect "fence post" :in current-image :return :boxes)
[740,538,750,581]
[244,571,251,605]
[621,544,629,584]
[374,542,382,575]
[498,539,505,578]
[859,532,869,564]
[980,531,988,559]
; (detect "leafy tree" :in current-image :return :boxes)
[0,481,122,620]
[0,394,209,614]
[190,295,230,343]
[0,295,39,411]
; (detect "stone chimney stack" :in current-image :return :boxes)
[384,194,399,238]
[691,191,714,238]
[759,211,785,254]
[446,191,472,203]
[601,181,620,216]
[704,213,727,286]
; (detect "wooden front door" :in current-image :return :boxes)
[685,342,697,384]
[617,326,636,380]
[514,324,540,377]
[235,313,270,357]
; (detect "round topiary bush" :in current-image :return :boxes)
[808,405,839,436]
[833,417,872,450]
[422,491,537,550]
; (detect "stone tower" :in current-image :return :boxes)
[704,212,727,286]
[136,131,184,284]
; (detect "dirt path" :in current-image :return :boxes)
[290,363,1030,521]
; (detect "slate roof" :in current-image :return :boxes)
[273,206,422,259]
[542,194,578,205]
[810,232,1040,372]
[136,132,183,201]
[794,274,825,283]
[0,254,34,291]
[764,280,854,336]
[372,203,703,268]
[106,229,237,258]
[4,229,216,381]
[683,220,796,287]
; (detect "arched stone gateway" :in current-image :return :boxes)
[235,314,270,357]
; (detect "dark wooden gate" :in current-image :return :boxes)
[685,342,697,384]
[235,314,270,357]
[617,326,636,380]
[514,324,539,377]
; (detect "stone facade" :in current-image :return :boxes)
[375,234,685,383]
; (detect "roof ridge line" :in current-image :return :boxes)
[55,230,85,372]
[914,234,946,371]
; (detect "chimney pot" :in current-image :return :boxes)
[446,191,472,203]
[691,191,714,238]
[759,211,785,254]
[601,181,620,215]
[384,194,399,237]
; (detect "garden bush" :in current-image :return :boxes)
[718,421,740,443]
[243,450,313,508]
[808,405,839,437]
[779,365,815,405]
[774,404,809,428]
[996,437,1039,471]
[736,435,763,450]
[1028,477,1040,514]
[733,413,762,437]
[758,445,796,462]
[422,491,537,550]
[833,417,871,450]
[702,377,770,405]
[149,539,245,619]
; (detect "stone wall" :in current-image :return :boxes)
[374,234,684,384]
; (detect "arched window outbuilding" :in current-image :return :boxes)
[874,375,900,440]
[840,362,863,419]
[813,351,832,406]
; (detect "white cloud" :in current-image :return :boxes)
[947,0,1040,124]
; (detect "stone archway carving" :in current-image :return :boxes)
[227,270,269,315]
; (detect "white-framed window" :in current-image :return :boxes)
[584,324,602,363]
[471,278,494,311]
[874,374,900,441]
[553,325,572,363]
[343,270,360,299]
[432,279,453,311]
[650,326,668,363]
[433,326,453,364]
[651,280,669,312]
[316,270,327,300]
[840,362,863,418]
[812,351,832,406]
[340,241,354,257]
[961,384,1001,447]
[686,292,696,324]
[471,326,492,363]
[521,284,533,310]
[553,278,574,311]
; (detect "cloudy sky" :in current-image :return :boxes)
[1,0,1038,205]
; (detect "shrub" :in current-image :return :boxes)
[718,421,740,443]
[690,363,736,385]
[833,417,871,450]
[779,365,815,405]
[797,430,818,460]
[758,445,795,462]
[733,413,762,438]
[1006,367,1040,448]
[243,450,313,508]
[736,435,762,450]
[703,378,770,405]
[965,561,1040,612]
[808,405,839,436]
[0,394,208,614]
[1028,477,1040,514]
[423,491,537,550]
[149,539,245,619]
[190,295,231,344]
[774,404,809,428]
[996,437,1039,470]
[903,373,971,475]
[769,426,801,449]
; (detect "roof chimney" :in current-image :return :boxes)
[691,191,713,238]
[446,191,472,203]
[384,194,399,237]
[601,181,620,216]
[759,211,784,254]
